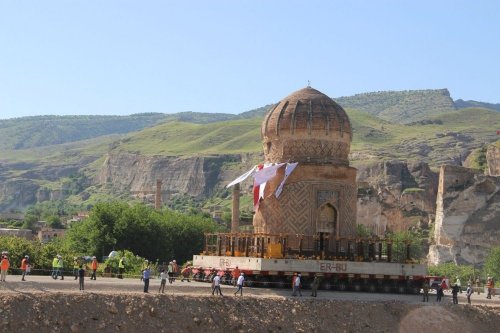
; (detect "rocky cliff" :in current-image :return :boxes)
[487,142,500,176]
[428,165,500,265]
[95,153,260,200]
[356,160,438,236]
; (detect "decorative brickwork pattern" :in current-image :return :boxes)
[254,180,357,238]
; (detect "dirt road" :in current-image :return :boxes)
[0,276,499,333]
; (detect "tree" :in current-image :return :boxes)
[46,215,64,229]
[483,247,500,280]
[428,262,475,283]
[386,230,424,262]
[64,201,218,264]
[22,214,38,230]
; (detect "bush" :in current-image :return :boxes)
[428,262,476,284]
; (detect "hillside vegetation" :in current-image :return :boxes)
[336,89,456,124]
[0,88,499,211]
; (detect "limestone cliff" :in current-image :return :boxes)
[95,153,259,200]
[487,142,500,176]
[356,160,438,236]
[428,165,500,265]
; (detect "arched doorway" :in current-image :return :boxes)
[316,203,337,252]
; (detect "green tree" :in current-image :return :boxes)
[483,247,500,280]
[46,215,64,229]
[64,201,217,264]
[22,214,38,230]
[386,230,424,262]
[428,262,476,284]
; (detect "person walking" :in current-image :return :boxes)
[436,284,443,302]
[475,277,481,295]
[143,265,151,293]
[231,266,241,286]
[159,269,167,293]
[310,274,320,297]
[140,259,149,281]
[292,273,302,297]
[90,256,98,280]
[212,274,223,296]
[57,255,64,280]
[20,255,29,281]
[234,273,244,296]
[78,265,85,292]
[172,260,179,282]
[486,277,493,299]
[466,283,473,305]
[180,266,191,282]
[73,257,80,280]
[118,257,125,279]
[0,254,10,282]
[455,276,462,294]
[422,279,430,302]
[167,261,174,284]
[451,283,459,304]
[52,255,59,279]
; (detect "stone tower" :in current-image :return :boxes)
[253,87,357,250]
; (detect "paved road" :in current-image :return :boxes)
[1,275,499,307]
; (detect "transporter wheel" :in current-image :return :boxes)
[244,276,255,288]
[320,279,334,290]
[382,282,392,293]
[352,281,362,292]
[276,278,288,289]
[258,276,271,288]
[337,280,348,292]
[367,282,377,293]
[409,284,421,295]
[397,283,406,294]
[221,275,230,285]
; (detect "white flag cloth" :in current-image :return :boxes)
[253,163,285,186]
[275,162,298,198]
[226,165,257,188]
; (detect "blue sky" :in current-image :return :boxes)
[1,1,499,119]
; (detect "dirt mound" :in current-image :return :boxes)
[0,293,499,333]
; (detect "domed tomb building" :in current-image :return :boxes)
[253,87,357,251]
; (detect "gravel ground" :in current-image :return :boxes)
[0,276,499,333]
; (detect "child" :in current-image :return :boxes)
[78,265,85,292]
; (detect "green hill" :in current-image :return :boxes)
[0,112,249,151]
[454,99,500,112]
[335,89,456,124]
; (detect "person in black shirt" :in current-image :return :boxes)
[78,265,85,292]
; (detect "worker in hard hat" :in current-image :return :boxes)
[90,256,98,280]
[0,254,10,282]
[20,255,29,281]
[118,257,125,279]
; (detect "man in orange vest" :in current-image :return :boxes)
[20,255,29,281]
[231,266,241,286]
[1,254,10,282]
[90,256,98,280]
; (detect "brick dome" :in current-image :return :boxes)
[261,87,352,165]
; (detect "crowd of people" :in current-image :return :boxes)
[0,251,497,302]
[421,276,496,305]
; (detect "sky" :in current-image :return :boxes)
[0,1,499,119]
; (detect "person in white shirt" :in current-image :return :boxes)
[212,274,223,296]
[292,273,302,296]
[159,269,167,293]
[234,273,245,296]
